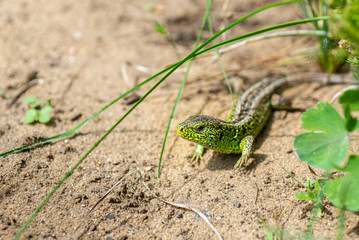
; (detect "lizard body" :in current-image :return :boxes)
[176,73,355,168]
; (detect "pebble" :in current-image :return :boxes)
[73,32,83,40]
[233,201,241,208]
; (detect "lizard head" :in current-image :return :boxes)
[176,115,225,149]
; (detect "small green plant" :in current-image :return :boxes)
[294,88,359,212]
[293,88,359,240]
[300,0,359,73]
[23,94,52,124]
[324,155,359,211]
[295,177,324,219]
[154,21,166,35]
[154,21,179,58]
[295,177,321,203]
[329,0,359,73]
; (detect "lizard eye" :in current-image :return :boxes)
[196,125,205,132]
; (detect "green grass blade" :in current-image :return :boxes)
[304,0,319,29]
[188,0,299,59]
[207,13,236,108]
[200,30,327,58]
[194,16,329,58]
[166,1,302,73]
[157,0,213,178]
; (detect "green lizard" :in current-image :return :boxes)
[176,73,355,168]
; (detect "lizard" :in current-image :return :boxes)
[176,73,356,168]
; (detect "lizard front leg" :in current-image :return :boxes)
[234,135,254,168]
[186,144,205,163]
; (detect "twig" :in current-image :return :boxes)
[136,171,224,240]
[6,79,43,108]
[69,169,138,240]
[70,169,223,240]
[254,182,259,204]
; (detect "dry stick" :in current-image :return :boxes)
[254,182,259,204]
[69,169,138,240]
[70,169,223,240]
[136,171,224,240]
[6,79,43,108]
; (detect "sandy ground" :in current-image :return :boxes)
[0,0,358,239]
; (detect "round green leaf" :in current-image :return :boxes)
[294,132,349,170]
[39,106,52,123]
[24,94,36,105]
[324,175,359,211]
[24,109,38,124]
[339,89,359,111]
[301,102,346,133]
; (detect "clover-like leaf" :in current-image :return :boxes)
[295,132,348,170]
[341,155,359,173]
[294,102,349,170]
[24,109,38,124]
[301,102,347,133]
[39,106,52,123]
[30,100,43,109]
[295,189,317,202]
[324,155,359,211]
[24,94,37,105]
[295,192,311,201]
[324,174,359,211]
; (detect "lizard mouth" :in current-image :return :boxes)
[176,125,185,137]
